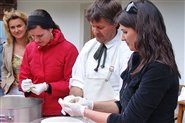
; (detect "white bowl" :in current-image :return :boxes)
[41,116,84,123]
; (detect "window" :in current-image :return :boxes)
[0,0,17,19]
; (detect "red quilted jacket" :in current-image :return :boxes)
[19,29,78,116]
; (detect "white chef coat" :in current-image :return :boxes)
[70,32,132,101]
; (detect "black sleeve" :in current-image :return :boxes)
[107,101,122,123]
[115,101,122,113]
[45,83,52,94]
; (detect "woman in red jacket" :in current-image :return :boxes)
[19,9,78,116]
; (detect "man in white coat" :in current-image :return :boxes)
[69,0,132,101]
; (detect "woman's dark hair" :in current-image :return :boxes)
[117,0,180,78]
[86,0,122,29]
[27,9,60,30]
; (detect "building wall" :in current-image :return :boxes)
[184,0,185,86]
[17,0,82,51]
[17,0,185,84]
[153,0,184,85]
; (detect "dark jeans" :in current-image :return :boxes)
[0,87,4,96]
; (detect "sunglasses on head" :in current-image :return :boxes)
[126,2,138,14]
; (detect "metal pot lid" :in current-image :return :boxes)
[0,95,43,109]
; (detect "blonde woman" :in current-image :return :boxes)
[1,9,30,95]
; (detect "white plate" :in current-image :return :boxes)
[41,116,84,123]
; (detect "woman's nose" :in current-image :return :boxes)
[121,34,126,41]
[15,27,19,32]
[32,36,40,42]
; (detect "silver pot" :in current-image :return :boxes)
[0,95,43,123]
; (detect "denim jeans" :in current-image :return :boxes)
[0,39,5,96]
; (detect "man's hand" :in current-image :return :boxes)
[64,95,94,110]
[58,96,93,116]
[58,98,86,117]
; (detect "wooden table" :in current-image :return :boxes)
[177,100,185,123]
